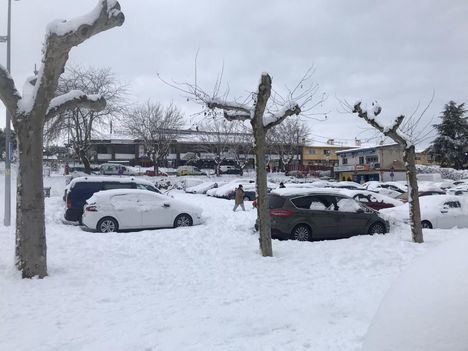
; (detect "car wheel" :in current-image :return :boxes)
[291,224,312,241]
[421,220,433,229]
[174,214,193,227]
[97,217,118,233]
[369,222,386,234]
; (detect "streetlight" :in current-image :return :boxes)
[1,0,19,226]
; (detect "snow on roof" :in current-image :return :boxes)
[335,143,399,154]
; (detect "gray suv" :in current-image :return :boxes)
[267,191,389,241]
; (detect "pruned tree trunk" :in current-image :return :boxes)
[352,101,423,243]
[15,121,47,278]
[253,122,273,256]
[0,0,124,278]
[404,145,423,243]
[153,154,159,175]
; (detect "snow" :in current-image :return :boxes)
[1,168,468,350]
[362,235,468,351]
[263,101,299,128]
[47,90,100,115]
[46,0,119,36]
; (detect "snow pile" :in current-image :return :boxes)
[417,164,468,181]
[362,235,468,351]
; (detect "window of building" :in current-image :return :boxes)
[366,156,378,163]
[359,156,365,165]
[308,149,316,155]
[342,158,348,165]
[323,150,331,155]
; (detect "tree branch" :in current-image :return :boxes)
[26,0,125,117]
[352,101,407,146]
[45,90,106,121]
[224,110,251,121]
[206,98,251,115]
[264,101,301,130]
[0,64,21,116]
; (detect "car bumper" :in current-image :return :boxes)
[64,208,83,222]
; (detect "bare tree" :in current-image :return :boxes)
[350,101,424,243]
[125,102,184,175]
[227,124,254,173]
[269,117,310,171]
[161,68,322,257]
[0,0,124,278]
[45,66,127,174]
[198,117,241,175]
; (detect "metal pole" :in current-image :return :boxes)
[4,0,12,226]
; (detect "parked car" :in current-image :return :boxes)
[99,163,138,176]
[396,190,446,203]
[144,170,169,177]
[219,165,243,175]
[263,188,389,241]
[364,181,407,198]
[447,184,468,196]
[64,176,160,223]
[177,166,205,176]
[82,189,203,232]
[185,181,226,194]
[343,190,403,211]
[381,195,468,229]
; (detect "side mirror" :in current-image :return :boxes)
[163,203,170,208]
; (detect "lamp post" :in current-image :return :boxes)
[1,0,17,226]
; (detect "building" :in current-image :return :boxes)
[335,143,406,182]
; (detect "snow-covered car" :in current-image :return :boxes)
[446,184,468,196]
[396,190,446,203]
[82,189,203,232]
[185,181,227,194]
[364,181,407,198]
[99,163,139,176]
[381,195,468,229]
[327,181,365,190]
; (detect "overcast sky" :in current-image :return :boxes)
[0,0,467,148]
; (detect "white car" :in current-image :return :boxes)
[82,189,203,232]
[381,195,468,229]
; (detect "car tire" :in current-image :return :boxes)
[174,213,193,227]
[97,217,119,233]
[368,222,386,235]
[291,224,312,241]
[421,220,433,229]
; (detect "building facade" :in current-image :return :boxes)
[335,143,406,182]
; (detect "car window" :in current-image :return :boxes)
[137,193,161,203]
[291,195,332,210]
[110,194,137,210]
[336,198,362,213]
[443,201,461,209]
[103,182,134,190]
[269,195,286,209]
[354,194,369,202]
[73,182,102,191]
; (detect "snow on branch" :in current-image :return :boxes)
[20,0,125,116]
[0,64,21,116]
[263,100,301,129]
[206,98,251,115]
[45,90,105,121]
[352,101,410,147]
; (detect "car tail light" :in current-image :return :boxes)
[85,205,97,212]
[270,209,294,218]
[67,198,72,209]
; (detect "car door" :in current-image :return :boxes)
[109,194,142,229]
[335,196,370,236]
[137,193,174,228]
[437,201,464,228]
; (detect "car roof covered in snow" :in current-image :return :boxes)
[69,176,155,189]
[87,189,169,202]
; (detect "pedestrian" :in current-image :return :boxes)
[233,184,246,212]
[279,182,286,188]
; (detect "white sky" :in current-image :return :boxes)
[0,0,467,147]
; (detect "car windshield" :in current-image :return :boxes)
[268,195,286,209]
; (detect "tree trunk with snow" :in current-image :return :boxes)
[0,0,124,278]
[206,73,301,257]
[15,120,47,278]
[404,145,423,243]
[352,102,423,243]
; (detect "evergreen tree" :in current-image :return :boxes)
[431,101,468,169]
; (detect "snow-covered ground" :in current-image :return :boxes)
[1,171,467,350]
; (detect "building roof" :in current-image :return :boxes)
[335,143,399,154]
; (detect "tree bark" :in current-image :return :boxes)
[79,149,92,174]
[153,154,159,176]
[253,123,273,257]
[404,146,423,243]
[15,120,47,278]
